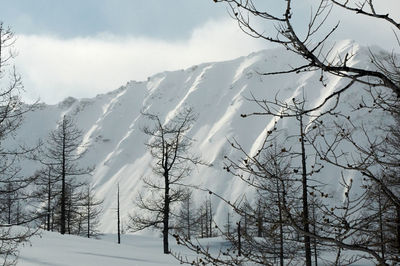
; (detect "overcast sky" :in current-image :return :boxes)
[0,0,398,104]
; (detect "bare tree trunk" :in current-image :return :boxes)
[51,210,55,231]
[47,167,52,231]
[396,206,400,256]
[61,119,66,235]
[163,171,170,254]
[238,221,242,257]
[67,203,71,235]
[186,196,190,238]
[244,212,248,236]
[205,204,209,238]
[7,184,12,225]
[117,184,121,244]
[16,201,20,224]
[226,212,231,234]
[312,203,318,266]
[87,186,90,238]
[209,199,212,237]
[200,213,204,238]
[257,200,263,237]
[299,114,312,266]
[278,190,284,266]
[378,192,385,260]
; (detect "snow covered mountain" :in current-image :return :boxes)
[13,40,386,233]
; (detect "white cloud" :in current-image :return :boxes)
[15,18,265,104]
[15,1,400,105]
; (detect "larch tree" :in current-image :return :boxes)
[129,107,205,254]
[0,22,38,265]
[80,183,103,238]
[44,115,92,235]
[175,191,198,239]
[32,166,59,231]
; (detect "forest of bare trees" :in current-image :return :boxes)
[0,22,40,265]
[0,26,103,262]
[171,0,400,265]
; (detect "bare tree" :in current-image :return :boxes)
[173,94,390,265]
[196,197,215,239]
[175,191,198,239]
[129,108,205,254]
[174,131,300,265]
[31,166,59,231]
[44,115,92,235]
[239,97,324,265]
[307,102,400,263]
[241,95,397,264]
[0,22,39,265]
[117,183,121,244]
[80,183,103,238]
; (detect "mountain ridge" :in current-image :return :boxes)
[12,40,384,233]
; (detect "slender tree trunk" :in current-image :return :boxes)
[87,186,91,238]
[238,221,242,257]
[335,248,341,265]
[299,114,312,266]
[396,206,400,256]
[47,167,52,231]
[312,203,318,266]
[77,217,82,235]
[117,184,121,244]
[16,201,20,224]
[209,199,212,237]
[227,212,230,234]
[186,197,190,238]
[378,192,385,260]
[278,191,284,266]
[67,204,71,234]
[205,204,209,238]
[257,200,263,237]
[7,184,12,225]
[67,190,71,235]
[163,170,170,254]
[51,210,54,231]
[200,213,204,238]
[61,118,66,235]
[244,212,248,236]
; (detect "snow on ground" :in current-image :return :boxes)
[17,230,374,266]
[18,231,181,266]
[18,230,238,266]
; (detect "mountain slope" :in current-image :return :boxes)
[13,40,387,233]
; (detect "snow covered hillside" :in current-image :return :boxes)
[12,40,386,233]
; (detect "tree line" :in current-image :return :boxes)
[0,22,103,264]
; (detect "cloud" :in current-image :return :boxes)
[14,0,400,105]
[15,18,265,104]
